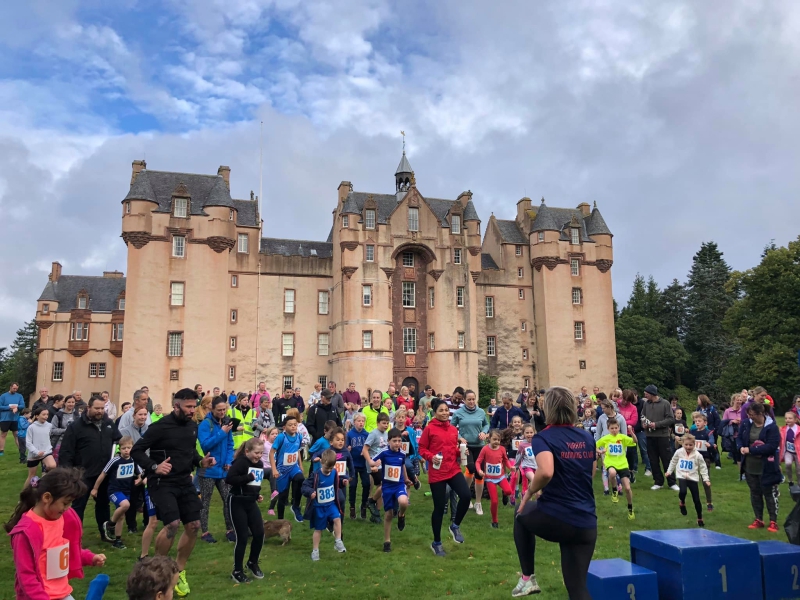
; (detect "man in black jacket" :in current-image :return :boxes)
[131,388,215,597]
[272,386,301,428]
[59,395,121,541]
[306,389,342,442]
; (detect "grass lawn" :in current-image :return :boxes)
[0,449,789,600]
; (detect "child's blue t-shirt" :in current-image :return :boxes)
[373,449,406,490]
[104,456,137,495]
[309,438,331,472]
[314,469,338,507]
[17,416,30,438]
[396,427,419,459]
[273,432,302,474]
[347,428,369,467]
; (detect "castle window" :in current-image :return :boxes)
[363,331,373,349]
[518,267,524,278]
[487,336,496,357]
[363,285,373,307]
[456,286,465,307]
[77,296,87,310]
[42,304,49,314]
[521,321,526,331]
[485,296,494,318]
[454,248,462,265]
[89,363,106,378]
[282,333,294,357]
[230,336,237,350]
[52,362,64,381]
[572,288,582,305]
[365,209,376,230]
[284,289,295,313]
[229,366,236,380]
[69,322,89,341]
[402,282,415,308]
[522,349,528,361]
[429,287,435,308]
[230,309,237,323]
[170,370,179,380]
[450,215,461,235]
[230,209,234,221]
[172,236,186,258]
[579,360,587,370]
[574,322,584,340]
[118,298,125,310]
[318,333,329,356]
[237,234,249,254]
[519,289,525,300]
[429,333,435,350]
[167,332,183,357]
[515,245,522,256]
[538,232,544,242]
[571,228,580,245]
[571,259,580,276]
[343,215,349,228]
[403,252,414,267]
[318,291,329,315]
[170,282,185,306]
[366,245,374,262]
[402,327,417,354]
[125,201,131,214]
[174,197,188,218]
[408,207,419,232]
[458,332,465,349]
[283,375,294,389]
[524,377,530,388]
[231,275,238,287]
[318,375,327,388]
[112,323,124,341]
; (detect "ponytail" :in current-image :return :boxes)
[233,437,265,461]
[5,467,86,532]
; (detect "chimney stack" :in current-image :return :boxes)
[577,202,591,217]
[516,197,532,223]
[338,181,352,204]
[131,159,146,186]
[217,166,231,189]
[457,190,473,207]
[103,271,124,279]
[50,262,62,282]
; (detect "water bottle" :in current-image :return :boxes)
[433,452,443,470]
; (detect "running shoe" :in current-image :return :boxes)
[231,570,251,584]
[502,494,509,506]
[475,502,484,516]
[449,523,464,544]
[630,473,636,484]
[267,509,275,516]
[413,479,421,490]
[679,503,687,516]
[491,522,499,529]
[650,485,662,490]
[350,506,356,519]
[509,494,516,506]
[707,503,714,512]
[370,513,382,524]
[112,538,126,550]
[201,532,217,544]
[611,489,619,503]
[715,466,721,470]
[603,489,610,496]
[226,530,236,542]
[628,508,635,521]
[748,519,765,529]
[644,470,652,477]
[383,541,391,553]
[103,521,115,542]
[511,576,541,597]
[469,501,474,509]
[0,451,4,456]
[398,515,406,531]
[768,521,779,533]
[698,519,705,528]
[311,549,320,562]
[174,570,190,597]
[291,506,304,523]
[335,539,347,553]
[360,506,367,520]
[670,484,680,491]
[128,526,138,534]
[246,562,264,579]
[430,542,446,557]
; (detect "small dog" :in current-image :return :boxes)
[263,519,292,545]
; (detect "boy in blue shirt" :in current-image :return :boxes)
[17,408,31,464]
[302,449,347,561]
[309,420,337,473]
[269,416,305,522]
[91,435,140,549]
[347,414,370,520]
[368,427,411,552]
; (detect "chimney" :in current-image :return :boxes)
[103,271,124,279]
[577,202,591,217]
[457,190,473,207]
[50,262,62,283]
[338,181,352,203]
[217,166,231,189]
[516,197,532,222]
[131,159,146,186]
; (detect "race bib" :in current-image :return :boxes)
[283,451,299,466]
[400,442,410,454]
[248,467,263,486]
[512,439,521,451]
[524,446,534,459]
[486,463,502,477]
[46,542,69,580]
[317,485,335,504]
[789,442,796,454]
[334,460,348,475]
[117,462,135,479]
[678,458,694,475]
[675,424,685,435]
[695,440,709,451]
[607,443,623,457]
[385,465,402,482]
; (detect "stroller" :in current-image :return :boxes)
[784,485,800,544]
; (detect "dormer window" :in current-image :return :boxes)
[450,215,461,235]
[570,228,580,245]
[77,295,88,310]
[174,197,188,218]
[365,209,376,229]
[118,298,125,311]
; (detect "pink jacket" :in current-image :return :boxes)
[9,508,96,600]
[618,402,638,435]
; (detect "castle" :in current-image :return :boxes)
[35,152,617,405]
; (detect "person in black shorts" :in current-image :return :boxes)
[131,388,216,598]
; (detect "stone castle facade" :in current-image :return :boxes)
[35,153,618,405]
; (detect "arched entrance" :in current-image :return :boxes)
[401,376,419,399]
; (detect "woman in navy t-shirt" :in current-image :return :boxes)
[511,387,597,599]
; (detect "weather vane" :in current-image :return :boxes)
[401,130,405,152]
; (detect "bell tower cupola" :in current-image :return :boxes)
[395,134,414,200]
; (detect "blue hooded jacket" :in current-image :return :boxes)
[197,412,235,479]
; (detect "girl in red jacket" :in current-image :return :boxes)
[418,398,471,557]
[6,467,106,600]
[476,429,514,528]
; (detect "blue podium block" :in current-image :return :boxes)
[631,529,762,600]
[588,558,659,600]
[758,541,800,600]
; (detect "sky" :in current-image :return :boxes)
[0,0,798,347]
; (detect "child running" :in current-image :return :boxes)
[92,435,138,549]
[24,407,57,489]
[269,416,305,522]
[515,424,538,496]
[18,407,32,464]
[363,413,390,524]
[665,433,711,527]
[595,420,637,520]
[260,427,279,515]
[6,467,106,600]
[691,412,715,511]
[346,414,370,519]
[329,427,353,535]
[225,437,266,583]
[302,449,347,561]
[502,416,525,505]
[368,428,411,551]
[393,408,421,490]
[782,412,800,486]
[309,421,337,472]
[476,429,514,528]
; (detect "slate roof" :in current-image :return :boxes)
[584,206,612,236]
[395,152,413,175]
[232,199,259,227]
[38,276,126,312]
[260,238,333,259]
[529,202,612,242]
[495,219,528,244]
[124,170,235,213]
[481,253,499,270]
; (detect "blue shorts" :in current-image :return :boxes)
[143,489,157,518]
[109,492,130,508]
[277,465,303,493]
[310,503,340,531]
[382,485,408,513]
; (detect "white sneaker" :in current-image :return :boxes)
[715,466,721,470]
[650,484,662,490]
[469,501,474,509]
[311,549,320,562]
[644,470,652,477]
[511,576,541,597]
[670,484,680,491]
[334,539,346,553]
[475,502,484,516]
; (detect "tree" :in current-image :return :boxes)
[644,276,662,320]
[659,279,687,340]
[477,373,499,409]
[684,242,735,402]
[720,237,800,410]
[0,320,39,399]
[615,314,689,391]
[622,273,648,317]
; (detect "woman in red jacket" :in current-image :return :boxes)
[418,398,471,556]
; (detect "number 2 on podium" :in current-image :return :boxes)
[627,583,635,600]
[792,564,799,590]
[719,565,727,592]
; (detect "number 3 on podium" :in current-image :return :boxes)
[627,583,635,600]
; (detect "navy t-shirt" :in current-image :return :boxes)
[374,449,407,491]
[347,428,369,467]
[530,425,597,529]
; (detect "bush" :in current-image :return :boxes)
[477,373,498,409]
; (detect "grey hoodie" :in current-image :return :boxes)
[595,412,627,442]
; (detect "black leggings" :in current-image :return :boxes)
[514,502,597,600]
[430,472,471,543]
[678,479,703,518]
[349,466,371,508]
[277,472,304,518]
[229,497,264,572]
